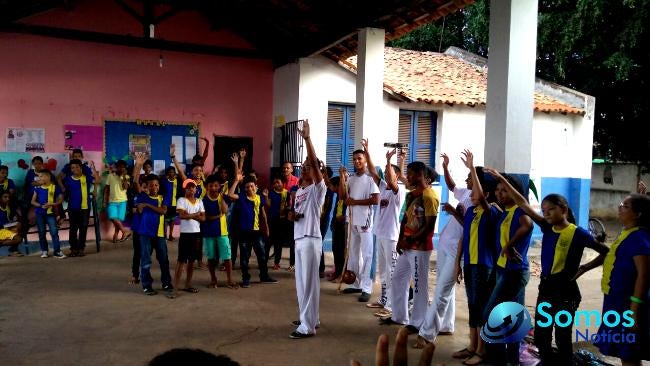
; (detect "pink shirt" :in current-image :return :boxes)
[283,175,299,190]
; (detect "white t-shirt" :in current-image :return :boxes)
[373,180,405,241]
[176,197,205,233]
[293,180,327,240]
[438,187,472,255]
[347,172,380,227]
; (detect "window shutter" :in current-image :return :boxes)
[415,112,433,167]
[327,106,345,167]
[346,107,356,171]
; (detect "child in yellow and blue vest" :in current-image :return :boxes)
[31,170,65,258]
[63,159,99,257]
[0,191,23,256]
[161,166,180,241]
[485,168,609,366]
[598,194,650,364]
[263,176,289,270]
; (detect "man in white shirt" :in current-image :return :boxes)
[364,143,405,316]
[415,153,474,348]
[289,120,327,339]
[339,141,380,303]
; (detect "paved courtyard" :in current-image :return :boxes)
[0,236,620,366]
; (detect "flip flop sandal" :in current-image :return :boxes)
[120,232,133,242]
[374,309,392,317]
[182,287,199,293]
[366,302,384,309]
[226,283,239,289]
[462,354,485,366]
[452,348,475,359]
[165,292,176,299]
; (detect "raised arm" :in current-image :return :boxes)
[170,144,187,181]
[200,136,210,162]
[441,153,457,192]
[338,166,348,200]
[227,170,242,200]
[483,167,544,225]
[297,119,322,183]
[132,152,146,194]
[385,149,399,193]
[361,138,380,186]
[262,188,271,210]
[461,150,489,211]
[397,149,408,186]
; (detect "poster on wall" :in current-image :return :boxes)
[36,152,70,176]
[6,128,45,152]
[64,125,103,151]
[129,134,151,160]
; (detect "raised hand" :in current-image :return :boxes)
[231,153,239,164]
[297,119,310,140]
[134,151,146,165]
[386,148,397,162]
[638,180,647,194]
[460,149,473,169]
[235,170,244,182]
[239,149,247,159]
[170,144,175,156]
[483,167,504,181]
[262,188,269,197]
[361,138,369,152]
[441,153,450,169]
[397,149,406,162]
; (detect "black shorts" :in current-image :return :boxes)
[178,232,202,263]
[165,206,177,222]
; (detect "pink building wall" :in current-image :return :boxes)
[0,2,274,242]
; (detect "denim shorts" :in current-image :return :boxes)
[464,264,493,328]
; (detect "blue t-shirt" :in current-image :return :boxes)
[202,194,230,237]
[268,189,289,219]
[64,173,94,210]
[601,228,650,298]
[462,205,499,267]
[539,222,594,278]
[61,163,93,178]
[136,193,165,238]
[495,205,532,270]
[34,184,62,215]
[24,169,39,203]
[161,177,180,207]
[132,194,142,235]
[0,178,16,196]
[237,193,266,231]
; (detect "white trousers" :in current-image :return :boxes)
[346,225,374,294]
[376,237,398,309]
[419,249,457,341]
[391,249,431,328]
[295,236,321,335]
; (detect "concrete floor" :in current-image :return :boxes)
[0,235,624,366]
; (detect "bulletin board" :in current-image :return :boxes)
[104,120,199,174]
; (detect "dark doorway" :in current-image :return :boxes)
[213,135,253,175]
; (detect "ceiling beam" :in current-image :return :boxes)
[0,22,269,59]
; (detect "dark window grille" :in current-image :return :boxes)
[279,119,304,166]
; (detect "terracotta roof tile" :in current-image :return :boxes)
[342,47,583,115]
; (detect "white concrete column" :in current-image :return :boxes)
[356,27,385,153]
[484,0,538,174]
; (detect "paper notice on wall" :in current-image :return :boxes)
[153,160,166,175]
[6,128,45,152]
[171,136,184,162]
[185,136,197,163]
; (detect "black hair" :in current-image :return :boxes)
[32,156,43,163]
[143,159,153,168]
[330,176,340,186]
[426,166,439,183]
[406,161,426,175]
[190,163,202,172]
[165,166,176,174]
[542,193,576,224]
[242,176,256,186]
[69,159,83,167]
[72,148,83,156]
[115,160,127,167]
[192,154,203,162]
[148,348,239,366]
[0,165,8,172]
[38,169,54,181]
[146,174,160,183]
[352,149,365,156]
[205,174,220,184]
[248,169,257,176]
[271,175,283,182]
[627,194,650,229]
[324,166,333,178]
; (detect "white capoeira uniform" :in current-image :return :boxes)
[345,172,379,294]
[419,187,472,341]
[373,180,405,309]
[293,180,327,335]
[389,187,439,329]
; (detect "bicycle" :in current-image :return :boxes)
[588,217,607,243]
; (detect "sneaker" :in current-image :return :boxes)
[342,287,362,294]
[289,331,314,339]
[40,251,49,258]
[10,251,24,257]
[241,280,251,288]
[286,265,295,272]
[53,251,67,259]
[260,277,278,284]
[358,292,371,302]
[162,284,174,292]
[143,287,158,296]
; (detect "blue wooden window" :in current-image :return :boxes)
[326,104,356,172]
[398,110,437,171]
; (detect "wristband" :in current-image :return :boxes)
[630,296,645,304]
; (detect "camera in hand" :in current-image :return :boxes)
[383,142,409,149]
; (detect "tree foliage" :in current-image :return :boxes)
[389,0,650,165]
